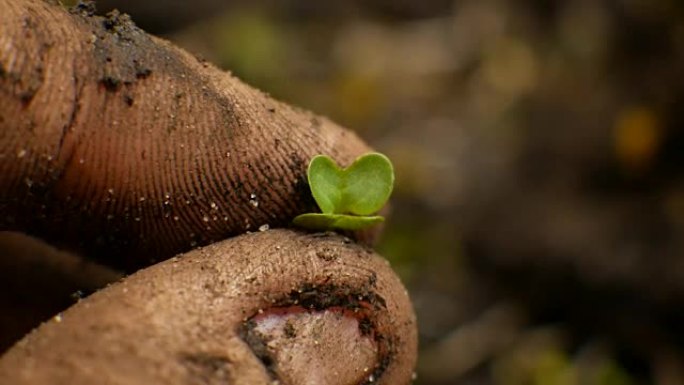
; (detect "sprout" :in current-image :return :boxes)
[293,152,394,231]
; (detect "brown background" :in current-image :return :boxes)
[4,0,684,384]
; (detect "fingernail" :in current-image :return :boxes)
[242,306,378,385]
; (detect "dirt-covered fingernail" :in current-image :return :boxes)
[242,306,379,385]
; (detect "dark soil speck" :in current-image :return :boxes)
[69,1,96,17]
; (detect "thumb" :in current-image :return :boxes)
[0,230,418,385]
[1,0,372,271]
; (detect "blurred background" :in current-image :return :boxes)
[7,0,684,383]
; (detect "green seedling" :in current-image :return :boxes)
[293,152,394,231]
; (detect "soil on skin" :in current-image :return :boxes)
[0,230,417,385]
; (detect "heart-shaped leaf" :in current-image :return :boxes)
[341,152,394,215]
[292,213,384,231]
[308,153,394,216]
[307,155,343,214]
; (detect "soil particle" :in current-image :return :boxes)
[315,247,339,262]
[283,321,296,338]
[123,94,134,106]
[100,76,120,92]
[358,317,373,336]
[133,60,152,79]
[69,1,96,17]
[102,10,135,40]
[361,353,393,385]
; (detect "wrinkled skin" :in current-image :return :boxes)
[0,0,417,384]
